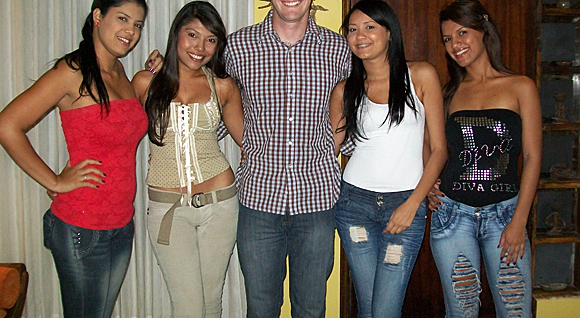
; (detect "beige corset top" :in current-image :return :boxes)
[147,67,230,191]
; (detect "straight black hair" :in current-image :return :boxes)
[339,0,417,143]
[55,0,148,115]
[145,1,228,146]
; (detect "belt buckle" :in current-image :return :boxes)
[190,193,205,208]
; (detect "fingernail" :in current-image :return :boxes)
[148,59,154,64]
[103,173,106,176]
[96,185,100,188]
[98,161,102,164]
[151,69,156,75]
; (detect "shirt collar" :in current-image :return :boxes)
[258,10,323,44]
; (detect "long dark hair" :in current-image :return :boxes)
[55,0,148,115]
[339,0,417,143]
[145,1,228,146]
[440,0,511,109]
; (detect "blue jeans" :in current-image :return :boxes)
[43,209,134,318]
[335,181,427,318]
[430,195,532,318]
[237,203,335,318]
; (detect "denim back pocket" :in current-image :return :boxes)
[335,182,352,209]
[415,200,428,219]
[430,200,455,234]
[70,224,100,259]
[497,203,517,227]
[43,209,56,249]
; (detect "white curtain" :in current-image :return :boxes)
[0,1,253,317]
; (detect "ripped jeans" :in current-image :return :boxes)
[430,195,532,318]
[335,181,427,318]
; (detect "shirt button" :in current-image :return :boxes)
[289,71,295,76]
[288,117,294,122]
[287,140,293,146]
[289,94,294,99]
[287,164,293,170]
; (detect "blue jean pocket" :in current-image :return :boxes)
[335,191,354,216]
[497,203,517,227]
[336,182,351,205]
[415,201,428,219]
[430,199,454,233]
[335,193,348,207]
[70,224,100,259]
[119,219,135,237]
[43,209,56,249]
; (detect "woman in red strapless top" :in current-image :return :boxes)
[0,1,149,317]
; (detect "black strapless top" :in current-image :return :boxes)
[440,109,522,207]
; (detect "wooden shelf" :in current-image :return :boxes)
[543,123,580,131]
[534,232,580,244]
[538,179,580,189]
[533,285,580,298]
[543,7,580,17]
[532,0,580,302]
[540,63,580,75]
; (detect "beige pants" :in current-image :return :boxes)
[147,188,239,318]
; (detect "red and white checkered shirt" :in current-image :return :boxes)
[225,11,351,215]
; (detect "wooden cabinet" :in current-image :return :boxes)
[531,0,580,301]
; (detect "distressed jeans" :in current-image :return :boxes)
[237,203,336,318]
[430,195,532,318]
[43,209,134,318]
[335,181,427,318]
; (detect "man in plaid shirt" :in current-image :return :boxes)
[224,0,350,317]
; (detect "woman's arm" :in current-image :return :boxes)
[499,76,542,265]
[384,62,448,234]
[217,77,244,147]
[0,61,103,192]
[131,70,154,105]
[329,81,346,157]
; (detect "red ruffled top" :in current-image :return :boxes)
[51,98,147,230]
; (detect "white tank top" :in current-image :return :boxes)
[343,73,425,192]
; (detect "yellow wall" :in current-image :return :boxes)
[254,0,343,31]
[252,1,344,317]
[535,296,580,318]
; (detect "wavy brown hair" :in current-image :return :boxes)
[440,0,512,110]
